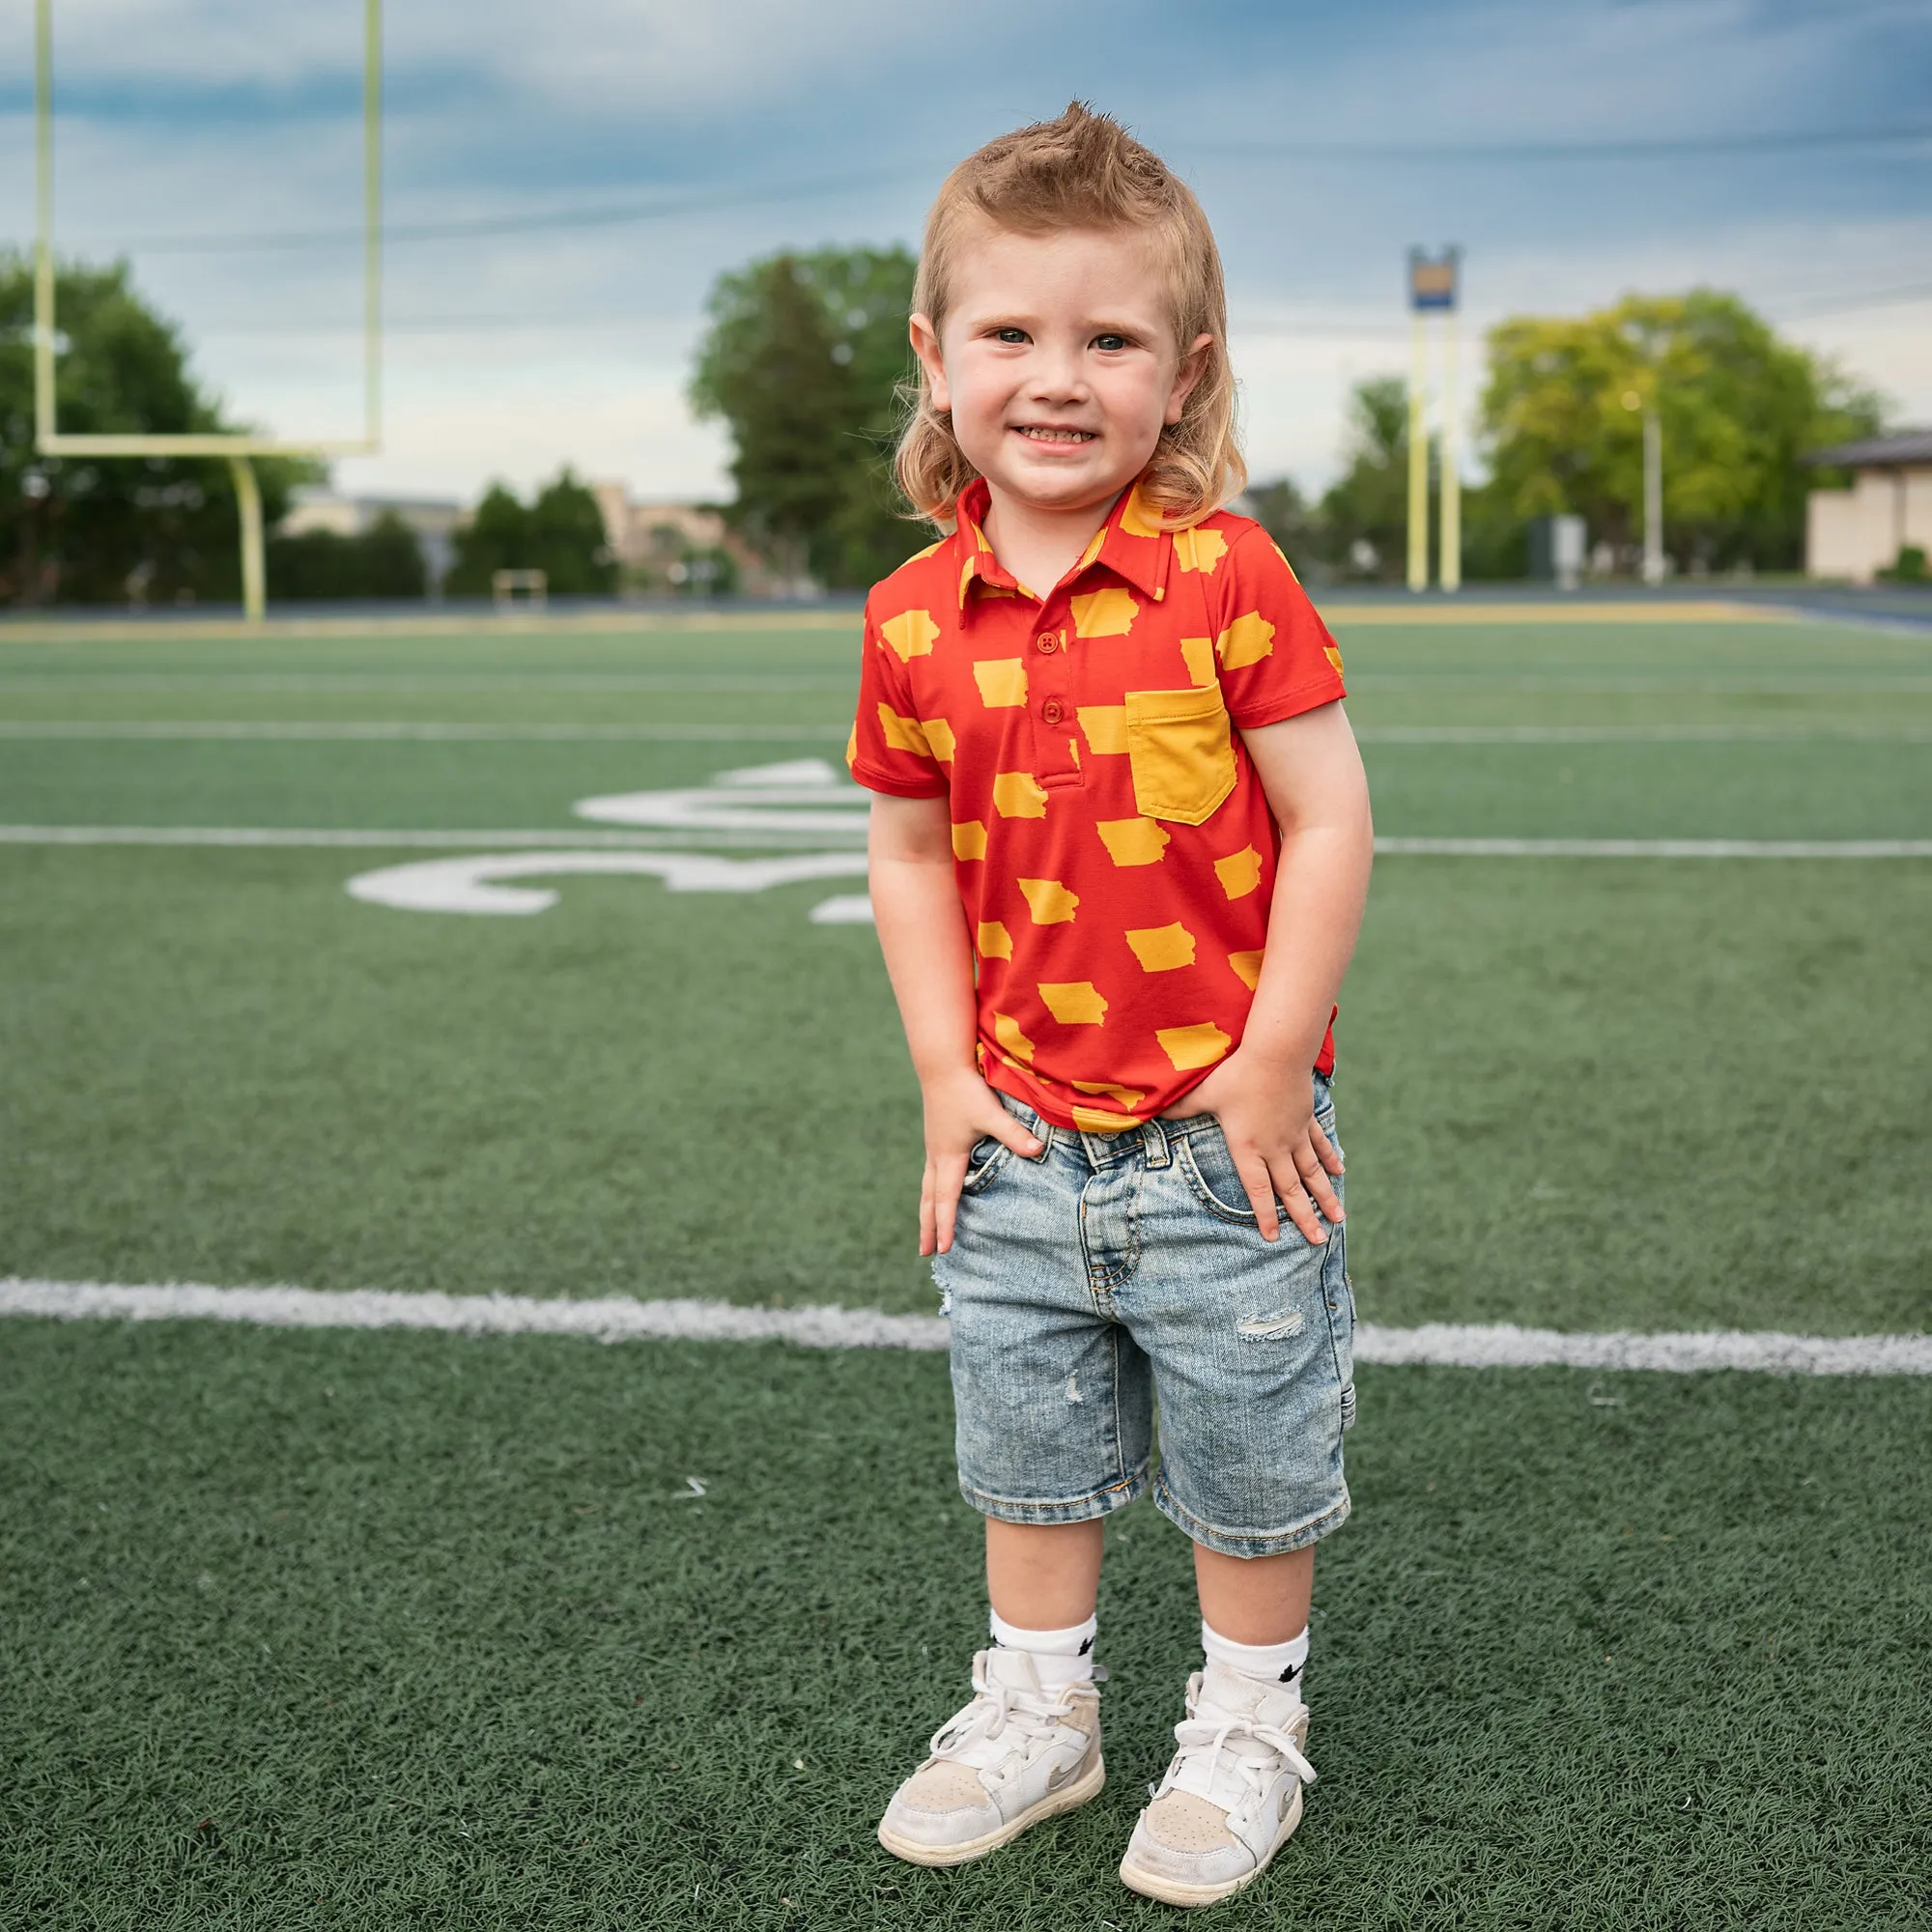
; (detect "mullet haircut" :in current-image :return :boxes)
[895,101,1244,529]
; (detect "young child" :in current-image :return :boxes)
[846,103,1373,1910]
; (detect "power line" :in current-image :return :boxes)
[1179,124,1932,161]
[87,124,1932,257]
[123,167,912,256]
[1769,279,1932,320]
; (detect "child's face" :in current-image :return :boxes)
[912,224,1209,519]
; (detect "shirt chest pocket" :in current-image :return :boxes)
[1123,684,1237,825]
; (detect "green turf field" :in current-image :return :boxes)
[2,606,1928,1927]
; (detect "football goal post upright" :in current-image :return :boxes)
[34,0,384,621]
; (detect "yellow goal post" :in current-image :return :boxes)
[33,0,384,619]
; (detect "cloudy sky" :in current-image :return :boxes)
[3,0,1927,508]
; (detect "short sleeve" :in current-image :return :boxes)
[847,605,950,799]
[1209,526,1348,731]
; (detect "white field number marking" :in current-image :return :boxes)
[345,757,874,919]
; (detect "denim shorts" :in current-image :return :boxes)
[931,1072,1354,1559]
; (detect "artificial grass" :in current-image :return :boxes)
[1,1316,1926,1930]
[3,733,1929,841]
[2,843,1927,1334]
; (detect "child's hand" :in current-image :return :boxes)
[920,1067,1043,1257]
[1184,1050,1344,1245]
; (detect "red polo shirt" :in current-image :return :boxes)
[848,476,1347,1132]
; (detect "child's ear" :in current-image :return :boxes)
[910,314,952,413]
[1165,332,1215,425]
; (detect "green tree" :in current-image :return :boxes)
[445,469,615,596]
[526,469,617,593]
[1240,476,1321,579]
[1,255,311,606]
[690,245,918,590]
[267,511,426,601]
[1316,376,1412,580]
[1480,291,1884,571]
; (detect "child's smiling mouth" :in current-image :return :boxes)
[1012,424,1097,444]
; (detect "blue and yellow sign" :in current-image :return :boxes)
[1408,247,1461,312]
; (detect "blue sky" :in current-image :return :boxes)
[3,0,1927,505]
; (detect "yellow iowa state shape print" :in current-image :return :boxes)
[1156,1021,1232,1070]
[1213,844,1264,899]
[1215,612,1275,668]
[1070,587,1138,638]
[973,659,1029,707]
[993,772,1049,818]
[1095,818,1170,867]
[993,1011,1036,1063]
[1037,981,1109,1025]
[877,703,932,756]
[1125,923,1197,971]
[1173,526,1227,575]
[880,610,941,662]
[1016,877,1080,923]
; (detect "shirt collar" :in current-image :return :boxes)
[952,474,1179,612]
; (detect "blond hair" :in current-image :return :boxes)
[896,101,1244,530]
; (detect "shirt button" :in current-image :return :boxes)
[1035,633,1059,654]
[1041,699,1065,725]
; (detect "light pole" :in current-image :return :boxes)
[1406,247,1462,592]
[1623,387,1663,585]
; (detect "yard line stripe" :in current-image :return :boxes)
[1354,724,1932,744]
[4,827,1928,858]
[0,826,867,851]
[5,721,1931,745]
[1376,838,1932,857]
[2,1279,1927,1375]
[0,1280,946,1351]
[0,674,858,695]
[0,721,849,741]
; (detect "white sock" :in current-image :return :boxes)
[989,1608,1097,1692]
[1202,1620,1309,1702]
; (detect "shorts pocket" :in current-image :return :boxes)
[1176,1124,1264,1225]
[960,1136,1013,1196]
[1124,685,1237,825]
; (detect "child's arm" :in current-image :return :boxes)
[1184,700,1375,1244]
[868,793,1045,1256]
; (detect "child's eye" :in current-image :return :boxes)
[1094,333,1128,352]
[994,327,1029,344]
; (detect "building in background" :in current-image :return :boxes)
[281,490,467,595]
[1804,431,1932,583]
[591,483,787,597]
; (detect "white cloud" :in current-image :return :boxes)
[2,0,1925,508]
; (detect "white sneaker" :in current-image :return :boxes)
[1117,1661,1316,1908]
[876,1647,1105,1866]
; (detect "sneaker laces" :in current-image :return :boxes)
[926,1652,1091,1782]
[1151,1688,1317,1828]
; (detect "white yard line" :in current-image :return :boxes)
[4,826,1929,858]
[1375,838,1932,857]
[0,825,862,850]
[0,721,848,741]
[1,1278,1926,1375]
[3,720,1930,744]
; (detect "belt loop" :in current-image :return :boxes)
[1140,1116,1171,1169]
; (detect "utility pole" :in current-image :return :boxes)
[1624,386,1664,585]
[1642,407,1663,585]
[1439,303,1462,592]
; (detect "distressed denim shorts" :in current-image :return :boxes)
[932,1072,1355,1559]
